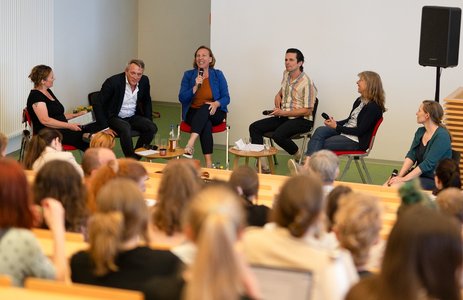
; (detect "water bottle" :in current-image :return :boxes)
[168,124,177,152]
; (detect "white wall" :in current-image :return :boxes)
[54,0,138,110]
[211,0,463,161]
[138,0,211,103]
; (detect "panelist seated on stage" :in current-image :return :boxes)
[386,100,451,191]
[249,48,317,170]
[96,59,157,159]
[178,45,230,167]
[26,65,112,151]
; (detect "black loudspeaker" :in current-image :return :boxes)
[419,6,461,68]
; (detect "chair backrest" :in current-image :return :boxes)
[366,117,383,153]
[23,107,33,129]
[311,97,319,122]
[88,91,100,107]
[25,278,144,300]
[251,265,313,300]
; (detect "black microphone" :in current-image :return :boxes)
[198,68,204,89]
[262,110,274,115]
[321,112,330,120]
[387,169,399,186]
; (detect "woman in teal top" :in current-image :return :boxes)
[387,100,451,190]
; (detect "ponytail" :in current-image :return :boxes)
[186,214,241,300]
[23,134,47,169]
[88,211,124,276]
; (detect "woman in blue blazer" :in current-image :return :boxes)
[178,46,230,168]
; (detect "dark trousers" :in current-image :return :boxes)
[185,105,226,155]
[59,129,88,151]
[108,115,157,158]
[249,117,312,155]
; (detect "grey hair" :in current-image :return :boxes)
[308,150,339,183]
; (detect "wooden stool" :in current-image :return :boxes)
[229,147,278,174]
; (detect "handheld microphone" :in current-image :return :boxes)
[198,68,204,89]
[321,112,330,120]
[387,169,399,186]
[262,110,274,115]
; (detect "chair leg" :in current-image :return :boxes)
[225,126,230,169]
[269,138,278,165]
[353,158,367,183]
[359,157,372,184]
[299,135,309,165]
[338,156,353,180]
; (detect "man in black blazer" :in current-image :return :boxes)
[97,59,157,158]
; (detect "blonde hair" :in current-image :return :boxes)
[358,71,386,112]
[89,132,115,149]
[436,187,463,224]
[334,192,382,268]
[88,178,148,276]
[184,184,244,300]
[152,159,202,236]
[0,132,7,156]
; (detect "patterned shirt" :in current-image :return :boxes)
[280,70,317,120]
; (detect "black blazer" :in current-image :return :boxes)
[96,72,152,128]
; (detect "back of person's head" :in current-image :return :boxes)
[272,174,323,238]
[436,187,463,224]
[89,132,115,149]
[326,185,353,232]
[88,178,149,276]
[334,192,382,269]
[308,150,339,184]
[0,158,33,228]
[193,45,216,68]
[379,205,462,300]
[153,159,202,236]
[0,132,7,157]
[358,71,386,112]
[286,48,304,71]
[184,183,244,300]
[397,179,434,215]
[117,158,148,182]
[229,165,259,202]
[28,64,52,88]
[23,128,62,169]
[422,100,444,126]
[345,275,380,300]
[33,160,87,232]
[82,147,116,177]
[434,158,461,193]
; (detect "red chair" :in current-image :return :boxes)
[21,108,81,156]
[333,117,383,184]
[178,120,230,169]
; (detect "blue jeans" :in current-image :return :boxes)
[305,126,360,156]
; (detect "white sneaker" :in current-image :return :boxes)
[287,158,301,176]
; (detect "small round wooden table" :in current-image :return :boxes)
[135,147,184,161]
[228,147,278,174]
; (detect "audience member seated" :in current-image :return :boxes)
[26,65,110,151]
[89,132,116,149]
[301,71,385,167]
[334,193,382,278]
[23,128,83,177]
[433,158,461,196]
[70,178,183,299]
[0,158,66,286]
[229,165,270,227]
[249,48,317,169]
[397,180,434,215]
[97,59,157,159]
[346,205,462,300]
[178,46,230,167]
[87,158,148,213]
[180,184,261,300]
[386,100,451,190]
[81,147,116,185]
[325,185,353,232]
[33,160,87,233]
[149,159,202,248]
[436,188,463,226]
[0,131,7,157]
[241,174,358,300]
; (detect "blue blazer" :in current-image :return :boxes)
[178,68,230,120]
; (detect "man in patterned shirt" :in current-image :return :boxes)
[249,48,317,169]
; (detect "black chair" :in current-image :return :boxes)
[87,91,141,137]
[263,98,319,165]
